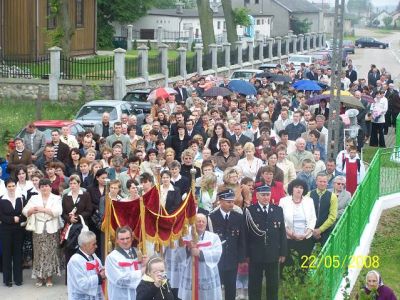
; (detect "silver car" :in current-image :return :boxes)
[74,100,144,129]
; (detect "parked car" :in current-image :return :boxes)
[74,100,144,129]
[342,40,355,54]
[229,69,263,81]
[287,55,313,71]
[355,37,389,49]
[8,120,85,152]
[258,63,279,71]
[310,52,332,66]
[122,89,152,114]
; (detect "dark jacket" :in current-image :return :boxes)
[7,148,32,178]
[209,209,246,271]
[62,191,93,224]
[244,203,287,263]
[136,278,175,300]
[0,195,25,230]
[51,141,70,163]
[165,185,182,214]
[229,133,252,147]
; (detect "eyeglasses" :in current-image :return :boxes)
[335,182,345,186]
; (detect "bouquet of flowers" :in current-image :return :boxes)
[358,287,379,300]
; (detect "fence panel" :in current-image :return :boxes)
[217,50,225,68]
[281,40,286,55]
[297,40,301,52]
[148,53,162,75]
[60,55,114,80]
[242,47,249,63]
[304,39,308,51]
[168,55,180,77]
[202,52,212,71]
[310,37,315,49]
[263,45,269,59]
[0,55,50,79]
[125,56,140,79]
[186,53,197,74]
[254,45,260,60]
[272,43,278,57]
[379,148,400,195]
[289,41,294,53]
[230,47,238,65]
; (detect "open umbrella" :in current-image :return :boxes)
[147,87,177,103]
[266,74,292,83]
[228,80,257,96]
[322,89,352,96]
[203,86,232,97]
[307,93,364,109]
[307,94,330,105]
[361,94,374,103]
[292,80,322,91]
[255,71,272,78]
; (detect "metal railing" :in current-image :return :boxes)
[242,47,249,63]
[60,55,114,80]
[202,52,212,71]
[148,53,162,75]
[314,147,400,299]
[0,55,50,79]
[254,45,260,60]
[186,53,197,74]
[217,50,225,68]
[168,55,180,77]
[125,56,140,79]
[230,48,238,65]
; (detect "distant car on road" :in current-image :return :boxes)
[74,100,144,129]
[122,89,152,114]
[343,40,355,54]
[229,69,263,81]
[355,37,389,49]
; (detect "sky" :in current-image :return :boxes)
[313,0,398,6]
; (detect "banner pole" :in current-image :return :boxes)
[190,168,199,300]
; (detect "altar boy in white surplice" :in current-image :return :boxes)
[105,226,144,300]
[67,231,105,300]
[178,213,223,300]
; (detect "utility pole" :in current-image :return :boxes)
[327,0,345,159]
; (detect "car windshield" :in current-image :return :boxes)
[124,92,148,102]
[312,54,324,60]
[76,106,118,120]
[231,72,254,79]
[289,56,311,63]
[343,40,353,46]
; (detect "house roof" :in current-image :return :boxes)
[273,0,321,13]
[147,8,273,18]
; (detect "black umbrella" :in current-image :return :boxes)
[266,74,292,83]
[203,86,232,97]
[255,71,272,78]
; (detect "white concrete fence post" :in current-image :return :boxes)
[138,45,149,87]
[194,44,203,74]
[177,47,187,78]
[209,44,218,72]
[113,48,127,100]
[49,46,61,101]
[298,34,304,53]
[223,42,231,68]
[159,43,169,87]
[235,41,243,66]
[127,25,133,51]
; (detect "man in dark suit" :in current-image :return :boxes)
[50,129,70,163]
[306,66,318,81]
[346,64,357,84]
[245,185,287,300]
[230,123,251,146]
[184,119,197,140]
[368,66,380,87]
[208,189,246,300]
[174,80,188,104]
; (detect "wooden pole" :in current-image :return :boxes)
[190,167,199,300]
[103,178,111,300]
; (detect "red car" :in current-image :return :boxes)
[8,120,85,152]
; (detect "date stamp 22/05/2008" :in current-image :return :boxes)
[300,255,380,269]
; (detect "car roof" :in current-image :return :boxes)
[83,100,126,106]
[128,89,152,93]
[232,69,263,73]
[32,120,78,127]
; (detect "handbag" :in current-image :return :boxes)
[25,215,36,232]
[91,209,103,230]
[62,215,89,250]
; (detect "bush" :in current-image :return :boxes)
[133,39,138,50]
[147,40,152,51]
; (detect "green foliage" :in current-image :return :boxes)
[151,0,176,8]
[290,16,312,35]
[233,8,251,27]
[191,40,196,52]
[97,0,154,48]
[383,16,393,29]
[92,84,102,100]
[45,27,64,48]
[133,40,138,50]
[176,41,181,49]
[147,40,152,50]
[78,88,87,103]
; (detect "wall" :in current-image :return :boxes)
[292,12,323,33]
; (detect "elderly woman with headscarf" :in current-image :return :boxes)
[331,176,352,219]
[356,270,397,300]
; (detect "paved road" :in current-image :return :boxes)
[352,28,400,82]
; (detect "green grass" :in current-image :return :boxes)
[0,98,84,156]
[350,206,400,298]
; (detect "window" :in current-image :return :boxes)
[217,21,221,29]
[47,0,57,29]
[255,0,259,3]
[256,19,261,25]
[76,0,84,28]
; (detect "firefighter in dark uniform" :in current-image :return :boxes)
[208,189,246,300]
[244,185,287,300]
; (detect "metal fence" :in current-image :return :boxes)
[163,30,190,41]
[297,40,301,52]
[272,43,278,57]
[168,55,180,77]
[304,39,308,51]
[313,147,400,299]
[186,53,197,74]
[202,51,212,71]
[217,50,225,68]
[254,45,260,60]
[263,45,269,59]
[281,40,286,56]
[0,55,50,79]
[148,53,162,75]
[242,47,249,63]
[230,47,238,65]
[60,55,114,80]
[125,56,140,79]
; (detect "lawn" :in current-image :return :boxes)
[350,206,400,297]
[0,98,83,156]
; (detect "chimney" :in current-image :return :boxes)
[176,2,184,14]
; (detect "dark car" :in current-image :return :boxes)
[343,40,355,54]
[122,89,151,114]
[355,37,389,49]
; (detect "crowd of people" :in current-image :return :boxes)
[0,59,398,300]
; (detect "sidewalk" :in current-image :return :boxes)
[0,270,67,300]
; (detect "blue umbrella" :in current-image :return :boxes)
[307,94,330,105]
[228,80,257,96]
[292,80,322,91]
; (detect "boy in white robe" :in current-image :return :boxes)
[67,231,105,300]
[178,213,223,300]
[105,226,143,300]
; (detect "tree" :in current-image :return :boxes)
[221,0,237,43]
[97,0,154,48]
[196,0,216,51]
[290,16,312,35]
[347,0,371,17]
[383,16,393,28]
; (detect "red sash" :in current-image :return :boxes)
[118,261,139,270]
[86,260,100,273]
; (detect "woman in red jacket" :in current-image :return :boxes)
[252,165,286,205]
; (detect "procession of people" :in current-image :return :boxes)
[0,59,398,299]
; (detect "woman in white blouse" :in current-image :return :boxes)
[237,142,264,181]
[279,179,316,267]
[22,178,63,287]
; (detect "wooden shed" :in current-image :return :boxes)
[0,0,97,59]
